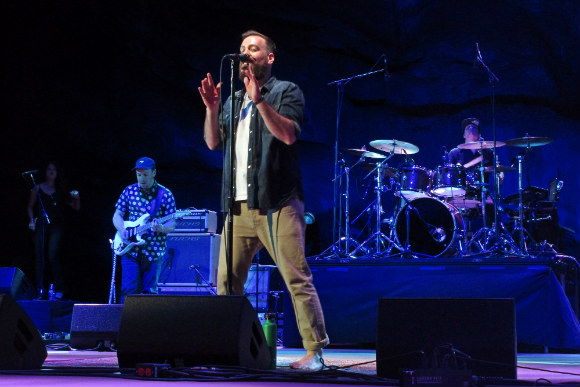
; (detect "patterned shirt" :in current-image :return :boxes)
[114,181,176,261]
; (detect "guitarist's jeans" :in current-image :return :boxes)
[216,197,329,352]
[120,250,162,303]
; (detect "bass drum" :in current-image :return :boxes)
[395,197,464,257]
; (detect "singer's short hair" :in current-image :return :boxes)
[241,30,277,54]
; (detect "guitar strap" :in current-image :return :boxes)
[149,186,165,218]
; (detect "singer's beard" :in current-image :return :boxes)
[239,62,268,83]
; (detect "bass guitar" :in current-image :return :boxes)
[112,209,193,256]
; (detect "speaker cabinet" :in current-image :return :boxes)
[377,298,516,379]
[0,267,36,300]
[0,294,47,369]
[117,295,270,369]
[159,233,220,286]
[70,304,124,349]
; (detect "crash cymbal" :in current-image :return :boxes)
[369,139,419,155]
[457,140,506,150]
[484,165,516,173]
[505,135,552,147]
[343,148,385,159]
[361,163,397,177]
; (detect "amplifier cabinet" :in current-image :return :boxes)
[174,210,218,233]
[159,233,220,286]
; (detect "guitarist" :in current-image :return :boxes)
[112,157,176,302]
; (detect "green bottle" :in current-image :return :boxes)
[262,313,277,369]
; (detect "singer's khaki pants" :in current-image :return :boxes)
[216,197,329,351]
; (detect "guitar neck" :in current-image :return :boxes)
[134,212,181,234]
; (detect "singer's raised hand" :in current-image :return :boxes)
[241,63,261,103]
[198,73,221,110]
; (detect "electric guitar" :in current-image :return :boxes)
[112,209,193,256]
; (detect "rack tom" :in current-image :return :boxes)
[432,164,467,197]
[395,166,432,200]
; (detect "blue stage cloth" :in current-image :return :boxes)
[283,262,580,350]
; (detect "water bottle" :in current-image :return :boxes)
[262,313,277,369]
[48,284,56,301]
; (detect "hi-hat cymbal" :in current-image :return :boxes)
[484,165,516,173]
[343,148,385,159]
[369,139,419,155]
[457,140,506,150]
[505,135,552,147]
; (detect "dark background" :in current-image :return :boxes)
[2,0,579,302]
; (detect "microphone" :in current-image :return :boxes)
[224,53,251,62]
[383,54,391,80]
[441,146,449,164]
[21,169,38,176]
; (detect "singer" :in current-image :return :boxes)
[199,30,329,371]
[26,161,80,300]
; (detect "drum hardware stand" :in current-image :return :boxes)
[510,151,536,254]
[462,155,521,256]
[350,156,398,257]
[325,55,389,259]
[466,43,523,257]
[313,156,367,259]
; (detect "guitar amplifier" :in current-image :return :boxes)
[174,210,218,233]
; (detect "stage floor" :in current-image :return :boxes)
[0,348,578,387]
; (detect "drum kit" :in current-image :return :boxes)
[325,134,554,259]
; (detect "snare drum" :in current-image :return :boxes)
[395,166,432,200]
[432,164,466,197]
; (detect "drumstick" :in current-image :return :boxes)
[463,155,483,169]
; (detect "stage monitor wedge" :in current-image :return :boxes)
[0,294,47,370]
[117,295,270,369]
[377,298,516,380]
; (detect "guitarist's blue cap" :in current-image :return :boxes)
[133,157,156,170]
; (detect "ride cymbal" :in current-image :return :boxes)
[457,140,506,150]
[505,135,552,147]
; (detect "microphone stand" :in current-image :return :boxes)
[225,58,238,294]
[473,44,523,257]
[324,57,387,258]
[27,173,51,297]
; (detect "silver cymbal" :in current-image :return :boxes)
[457,140,506,150]
[343,148,385,159]
[505,135,552,147]
[369,139,419,155]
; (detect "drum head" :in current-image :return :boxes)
[395,197,463,257]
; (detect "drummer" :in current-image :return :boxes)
[447,117,493,171]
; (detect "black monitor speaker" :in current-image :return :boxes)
[117,295,270,369]
[377,298,517,380]
[0,294,47,369]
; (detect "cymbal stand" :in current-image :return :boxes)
[313,156,366,259]
[326,55,389,256]
[511,151,535,254]
[463,153,521,256]
[350,156,397,257]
